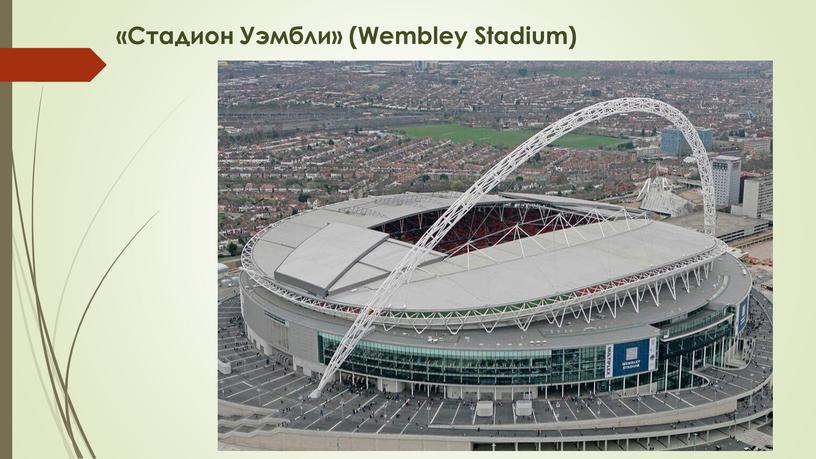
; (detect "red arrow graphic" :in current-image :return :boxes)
[0,48,106,82]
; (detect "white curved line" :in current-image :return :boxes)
[310,97,716,398]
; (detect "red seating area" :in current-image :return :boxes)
[374,205,599,255]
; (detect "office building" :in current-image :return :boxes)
[660,126,714,156]
[711,155,742,208]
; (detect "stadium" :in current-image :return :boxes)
[238,191,751,400]
[220,98,772,450]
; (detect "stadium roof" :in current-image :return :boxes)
[241,251,749,350]
[274,222,388,296]
[250,193,718,313]
[329,220,715,311]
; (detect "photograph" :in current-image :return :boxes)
[216,61,773,451]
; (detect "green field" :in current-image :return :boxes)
[538,68,590,78]
[399,124,630,150]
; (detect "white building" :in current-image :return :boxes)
[711,155,742,208]
[734,175,773,219]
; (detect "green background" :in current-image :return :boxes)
[11,0,812,457]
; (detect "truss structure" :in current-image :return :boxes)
[243,220,726,332]
[335,205,389,218]
[440,206,628,260]
[296,98,718,398]
[374,201,635,254]
[636,177,671,201]
[243,202,668,327]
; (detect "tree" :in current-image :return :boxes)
[297,192,310,203]
[227,242,239,257]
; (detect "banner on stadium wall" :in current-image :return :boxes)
[736,295,750,335]
[604,337,658,379]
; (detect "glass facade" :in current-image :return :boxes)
[658,307,728,339]
[656,319,734,391]
[315,294,746,393]
[660,319,732,359]
[318,333,608,386]
[318,314,737,391]
[661,126,714,156]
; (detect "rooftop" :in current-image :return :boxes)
[667,211,769,239]
[713,155,741,162]
[242,251,751,350]
[329,219,715,311]
[249,193,720,313]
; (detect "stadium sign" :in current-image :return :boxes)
[736,295,750,335]
[604,337,658,379]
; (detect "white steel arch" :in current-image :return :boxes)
[310,97,716,398]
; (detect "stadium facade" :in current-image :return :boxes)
[238,191,753,400]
